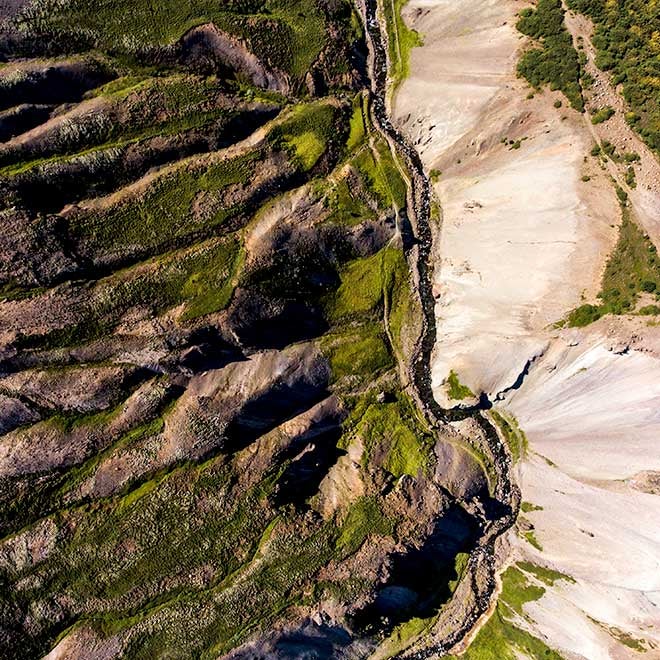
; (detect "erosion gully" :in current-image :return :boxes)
[357,0,521,655]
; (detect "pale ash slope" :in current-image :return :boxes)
[394,0,660,658]
[504,318,660,659]
[394,0,618,400]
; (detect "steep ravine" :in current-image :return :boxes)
[357,0,520,655]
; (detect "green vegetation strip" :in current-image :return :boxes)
[518,561,575,586]
[489,410,528,463]
[517,0,585,111]
[382,0,423,90]
[568,210,660,326]
[70,149,261,255]
[567,0,660,154]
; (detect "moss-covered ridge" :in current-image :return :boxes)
[1,0,364,93]
[0,66,482,660]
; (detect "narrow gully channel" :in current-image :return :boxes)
[356,0,521,655]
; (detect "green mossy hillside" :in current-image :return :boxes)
[0,2,472,652]
[67,100,342,264]
[321,245,413,385]
[17,236,243,349]
[0,74,256,174]
[352,135,408,210]
[338,392,434,480]
[69,150,262,258]
[13,0,360,85]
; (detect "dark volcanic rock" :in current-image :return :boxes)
[179,24,291,94]
[0,58,115,110]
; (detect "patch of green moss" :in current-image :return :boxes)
[0,281,46,302]
[500,566,546,614]
[489,410,528,463]
[328,251,387,319]
[52,401,123,433]
[344,393,434,479]
[337,496,394,555]
[323,325,393,382]
[353,136,407,210]
[269,101,339,171]
[383,420,429,478]
[517,561,575,586]
[450,552,470,592]
[451,608,562,660]
[325,177,376,227]
[346,92,367,152]
[384,247,414,357]
[18,236,243,350]
[524,530,544,551]
[70,149,260,257]
[328,247,406,321]
[446,370,474,400]
[179,240,245,320]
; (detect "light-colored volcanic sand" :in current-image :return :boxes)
[504,322,660,657]
[395,0,618,402]
[395,0,660,656]
[393,0,517,164]
[507,319,660,480]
